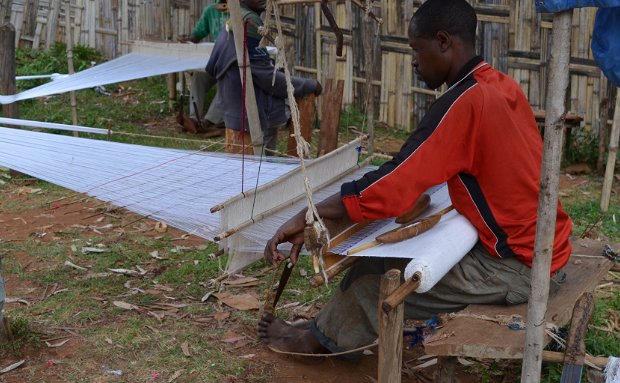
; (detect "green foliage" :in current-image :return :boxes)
[564,129,600,168]
[1,315,41,357]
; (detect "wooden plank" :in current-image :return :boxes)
[317,78,344,156]
[424,238,614,360]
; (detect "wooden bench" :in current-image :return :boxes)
[532,109,583,158]
[421,238,613,371]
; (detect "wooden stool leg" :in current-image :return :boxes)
[378,269,404,383]
[435,356,457,383]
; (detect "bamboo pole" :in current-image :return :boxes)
[378,269,403,383]
[227,0,263,155]
[521,9,573,383]
[65,0,78,136]
[0,23,19,120]
[362,11,376,155]
[601,91,620,212]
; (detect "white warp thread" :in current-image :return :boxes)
[606,356,620,383]
[1,43,212,104]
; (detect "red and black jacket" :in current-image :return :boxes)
[341,56,572,273]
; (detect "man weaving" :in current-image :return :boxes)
[259,0,572,358]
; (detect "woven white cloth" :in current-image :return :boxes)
[606,356,620,383]
[338,184,478,293]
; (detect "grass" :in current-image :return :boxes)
[1,46,619,382]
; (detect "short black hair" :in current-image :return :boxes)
[410,0,477,47]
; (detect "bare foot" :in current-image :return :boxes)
[258,314,326,357]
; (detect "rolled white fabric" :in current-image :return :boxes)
[402,211,478,293]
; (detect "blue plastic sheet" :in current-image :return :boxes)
[535,0,620,13]
[592,7,620,86]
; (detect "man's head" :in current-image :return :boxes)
[408,0,477,89]
[242,0,266,13]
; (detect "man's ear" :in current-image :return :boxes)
[436,30,452,52]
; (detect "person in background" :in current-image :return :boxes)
[181,0,229,134]
[206,0,321,155]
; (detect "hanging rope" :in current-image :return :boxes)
[261,0,330,283]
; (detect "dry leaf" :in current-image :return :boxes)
[219,293,261,311]
[168,369,184,383]
[213,311,230,321]
[155,221,168,233]
[112,301,139,311]
[0,360,25,374]
[81,247,108,254]
[46,339,70,348]
[64,260,87,271]
[5,297,30,305]
[181,341,191,357]
[223,277,259,287]
[222,335,245,343]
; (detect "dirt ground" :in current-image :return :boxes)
[0,144,613,382]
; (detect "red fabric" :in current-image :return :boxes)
[341,59,572,273]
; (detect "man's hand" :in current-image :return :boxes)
[264,212,306,267]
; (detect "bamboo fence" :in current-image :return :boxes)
[5,0,617,136]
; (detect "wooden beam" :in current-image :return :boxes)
[0,23,19,120]
[601,91,620,212]
[227,0,264,155]
[521,10,573,383]
[378,269,403,383]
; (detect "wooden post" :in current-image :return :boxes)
[364,10,381,156]
[0,0,12,25]
[521,9,573,383]
[601,91,620,212]
[286,94,316,156]
[65,0,78,135]
[435,357,457,383]
[317,79,344,156]
[46,0,61,50]
[378,269,403,383]
[227,0,264,155]
[0,23,19,120]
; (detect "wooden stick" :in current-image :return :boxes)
[308,255,360,287]
[601,89,620,212]
[378,269,403,383]
[346,240,379,255]
[542,351,609,369]
[381,271,421,313]
[522,10,573,383]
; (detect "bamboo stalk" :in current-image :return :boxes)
[521,10,573,383]
[65,0,78,136]
[600,90,620,212]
